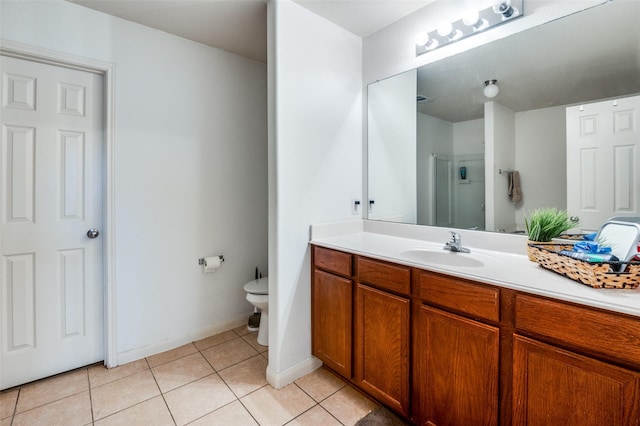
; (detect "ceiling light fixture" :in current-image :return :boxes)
[415,0,523,56]
[483,80,500,98]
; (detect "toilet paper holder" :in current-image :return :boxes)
[198,255,224,265]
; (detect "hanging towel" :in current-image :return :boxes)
[508,171,522,203]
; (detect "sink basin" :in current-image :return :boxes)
[400,248,488,267]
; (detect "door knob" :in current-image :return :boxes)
[87,229,100,239]
[570,216,580,223]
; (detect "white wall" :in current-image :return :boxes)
[515,106,566,228]
[1,1,268,363]
[453,119,484,156]
[485,101,516,232]
[268,0,362,387]
[368,70,417,223]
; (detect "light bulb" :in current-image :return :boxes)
[415,32,429,47]
[415,31,439,50]
[437,21,453,38]
[463,9,488,31]
[462,10,480,27]
[437,21,461,41]
[483,80,499,98]
[493,0,515,18]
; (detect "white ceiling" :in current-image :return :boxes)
[70,0,435,63]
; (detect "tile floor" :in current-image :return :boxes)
[0,325,379,425]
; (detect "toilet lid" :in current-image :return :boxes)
[244,277,268,294]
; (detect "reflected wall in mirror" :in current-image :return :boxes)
[367,0,640,233]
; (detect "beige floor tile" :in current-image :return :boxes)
[89,359,149,388]
[288,405,342,426]
[320,385,378,426]
[233,324,251,337]
[91,370,160,420]
[241,383,315,425]
[193,330,238,351]
[12,391,92,426]
[152,352,214,393]
[146,343,198,368]
[94,396,173,426]
[0,417,12,426]
[164,374,236,425]
[190,400,258,426]
[201,337,259,371]
[0,389,18,419]
[218,355,268,398]
[295,367,347,403]
[16,368,88,413]
[242,332,268,353]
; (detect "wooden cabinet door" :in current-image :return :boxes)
[417,305,499,426]
[513,335,640,426]
[312,269,353,378]
[355,283,410,416]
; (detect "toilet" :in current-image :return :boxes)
[243,277,268,346]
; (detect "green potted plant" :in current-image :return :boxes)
[524,208,576,261]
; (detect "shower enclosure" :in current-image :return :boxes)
[427,154,485,230]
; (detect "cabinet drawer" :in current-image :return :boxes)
[516,294,640,366]
[417,271,499,322]
[313,246,352,277]
[357,257,411,296]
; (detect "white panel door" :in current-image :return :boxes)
[1,55,104,389]
[566,95,640,232]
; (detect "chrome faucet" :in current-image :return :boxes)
[444,232,470,253]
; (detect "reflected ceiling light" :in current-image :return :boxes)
[483,80,500,98]
[415,0,523,56]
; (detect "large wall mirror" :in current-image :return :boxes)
[367,0,640,233]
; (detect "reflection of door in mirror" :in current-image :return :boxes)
[566,94,640,232]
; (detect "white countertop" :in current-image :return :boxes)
[310,221,640,318]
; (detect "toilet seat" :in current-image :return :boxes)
[243,277,268,295]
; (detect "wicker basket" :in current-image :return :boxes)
[527,243,640,289]
[526,240,556,262]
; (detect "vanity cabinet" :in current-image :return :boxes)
[310,245,640,425]
[512,294,640,426]
[414,272,500,426]
[512,335,640,426]
[354,257,411,416]
[311,247,353,378]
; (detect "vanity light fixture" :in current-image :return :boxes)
[483,80,500,98]
[415,0,523,56]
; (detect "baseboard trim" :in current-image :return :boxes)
[116,314,251,366]
[266,356,323,389]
